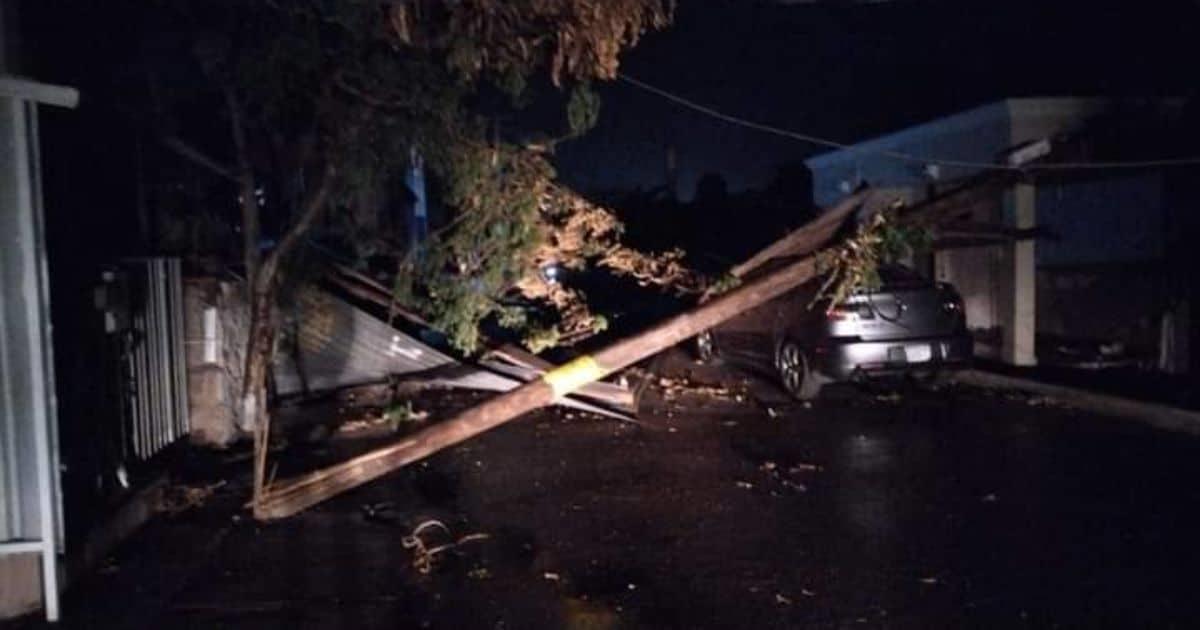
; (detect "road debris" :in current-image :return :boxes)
[759,460,819,493]
[467,567,492,580]
[157,481,226,515]
[401,519,491,575]
[657,375,748,403]
[334,400,431,436]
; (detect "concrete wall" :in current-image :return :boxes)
[1006,98,1108,147]
[183,279,247,447]
[0,553,41,618]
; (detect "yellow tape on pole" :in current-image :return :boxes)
[541,355,605,399]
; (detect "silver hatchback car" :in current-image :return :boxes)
[695,263,971,399]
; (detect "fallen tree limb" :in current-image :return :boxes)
[725,205,850,281]
[327,264,432,328]
[254,193,869,520]
[712,190,873,297]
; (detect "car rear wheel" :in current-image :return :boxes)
[778,340,821,400]
[694,330,717,363]
[911,368,950,389]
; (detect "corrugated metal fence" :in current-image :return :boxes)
[124,259,190,461]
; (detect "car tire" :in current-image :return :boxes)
[778,340,822,400]
[912,368,950,389]
[694,330,717,363]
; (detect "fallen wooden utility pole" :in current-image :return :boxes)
[253,192,870,520]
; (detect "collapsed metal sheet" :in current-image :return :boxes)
[272,289,630,419]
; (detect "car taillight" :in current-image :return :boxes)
[827,303,875,321]
[937,283,963,315]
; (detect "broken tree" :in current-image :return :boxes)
[254,192,872,519]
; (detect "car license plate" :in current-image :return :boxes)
[887,346,907,363]
[905,344,932,363]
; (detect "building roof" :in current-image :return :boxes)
[803,98,1114,206]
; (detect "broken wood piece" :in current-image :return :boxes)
[253,194,869,520]
[482,359,636,412]
[707,191,870,298]
[484,344,635,411]
[897,172,1018,228]
[325,266,431,328]
[485,343,554,371]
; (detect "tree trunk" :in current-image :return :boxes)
[220,86,341,515]
[225,87,261,288]
[242,165,336,515]
[244,287,276,513]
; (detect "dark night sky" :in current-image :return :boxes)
[19,0,1200,227]
[554,0,1200,199]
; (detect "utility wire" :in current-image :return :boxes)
[617,73,1200,172]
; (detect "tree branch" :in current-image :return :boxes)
[257,163,337,289]
[224,86,262,290]
[160,135,239,182]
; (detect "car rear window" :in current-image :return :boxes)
[875,264,931,290]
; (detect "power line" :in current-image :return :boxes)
[616,73,1200,172]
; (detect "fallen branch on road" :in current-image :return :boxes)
[252,192,872,520]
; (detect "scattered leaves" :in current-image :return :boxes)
[158,481,226,515]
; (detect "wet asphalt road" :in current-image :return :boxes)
[28,355,1200,629]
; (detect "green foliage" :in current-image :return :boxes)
[523,325,562,354]
[808,212,936,313]
[707,273,743,296]
[384,400,418,432]
[153,0,676,355]
[494,67,530,106]
[878,223,932,263]
[397,144,555,353]
[811,212,890,311]
[567,81,602,137]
